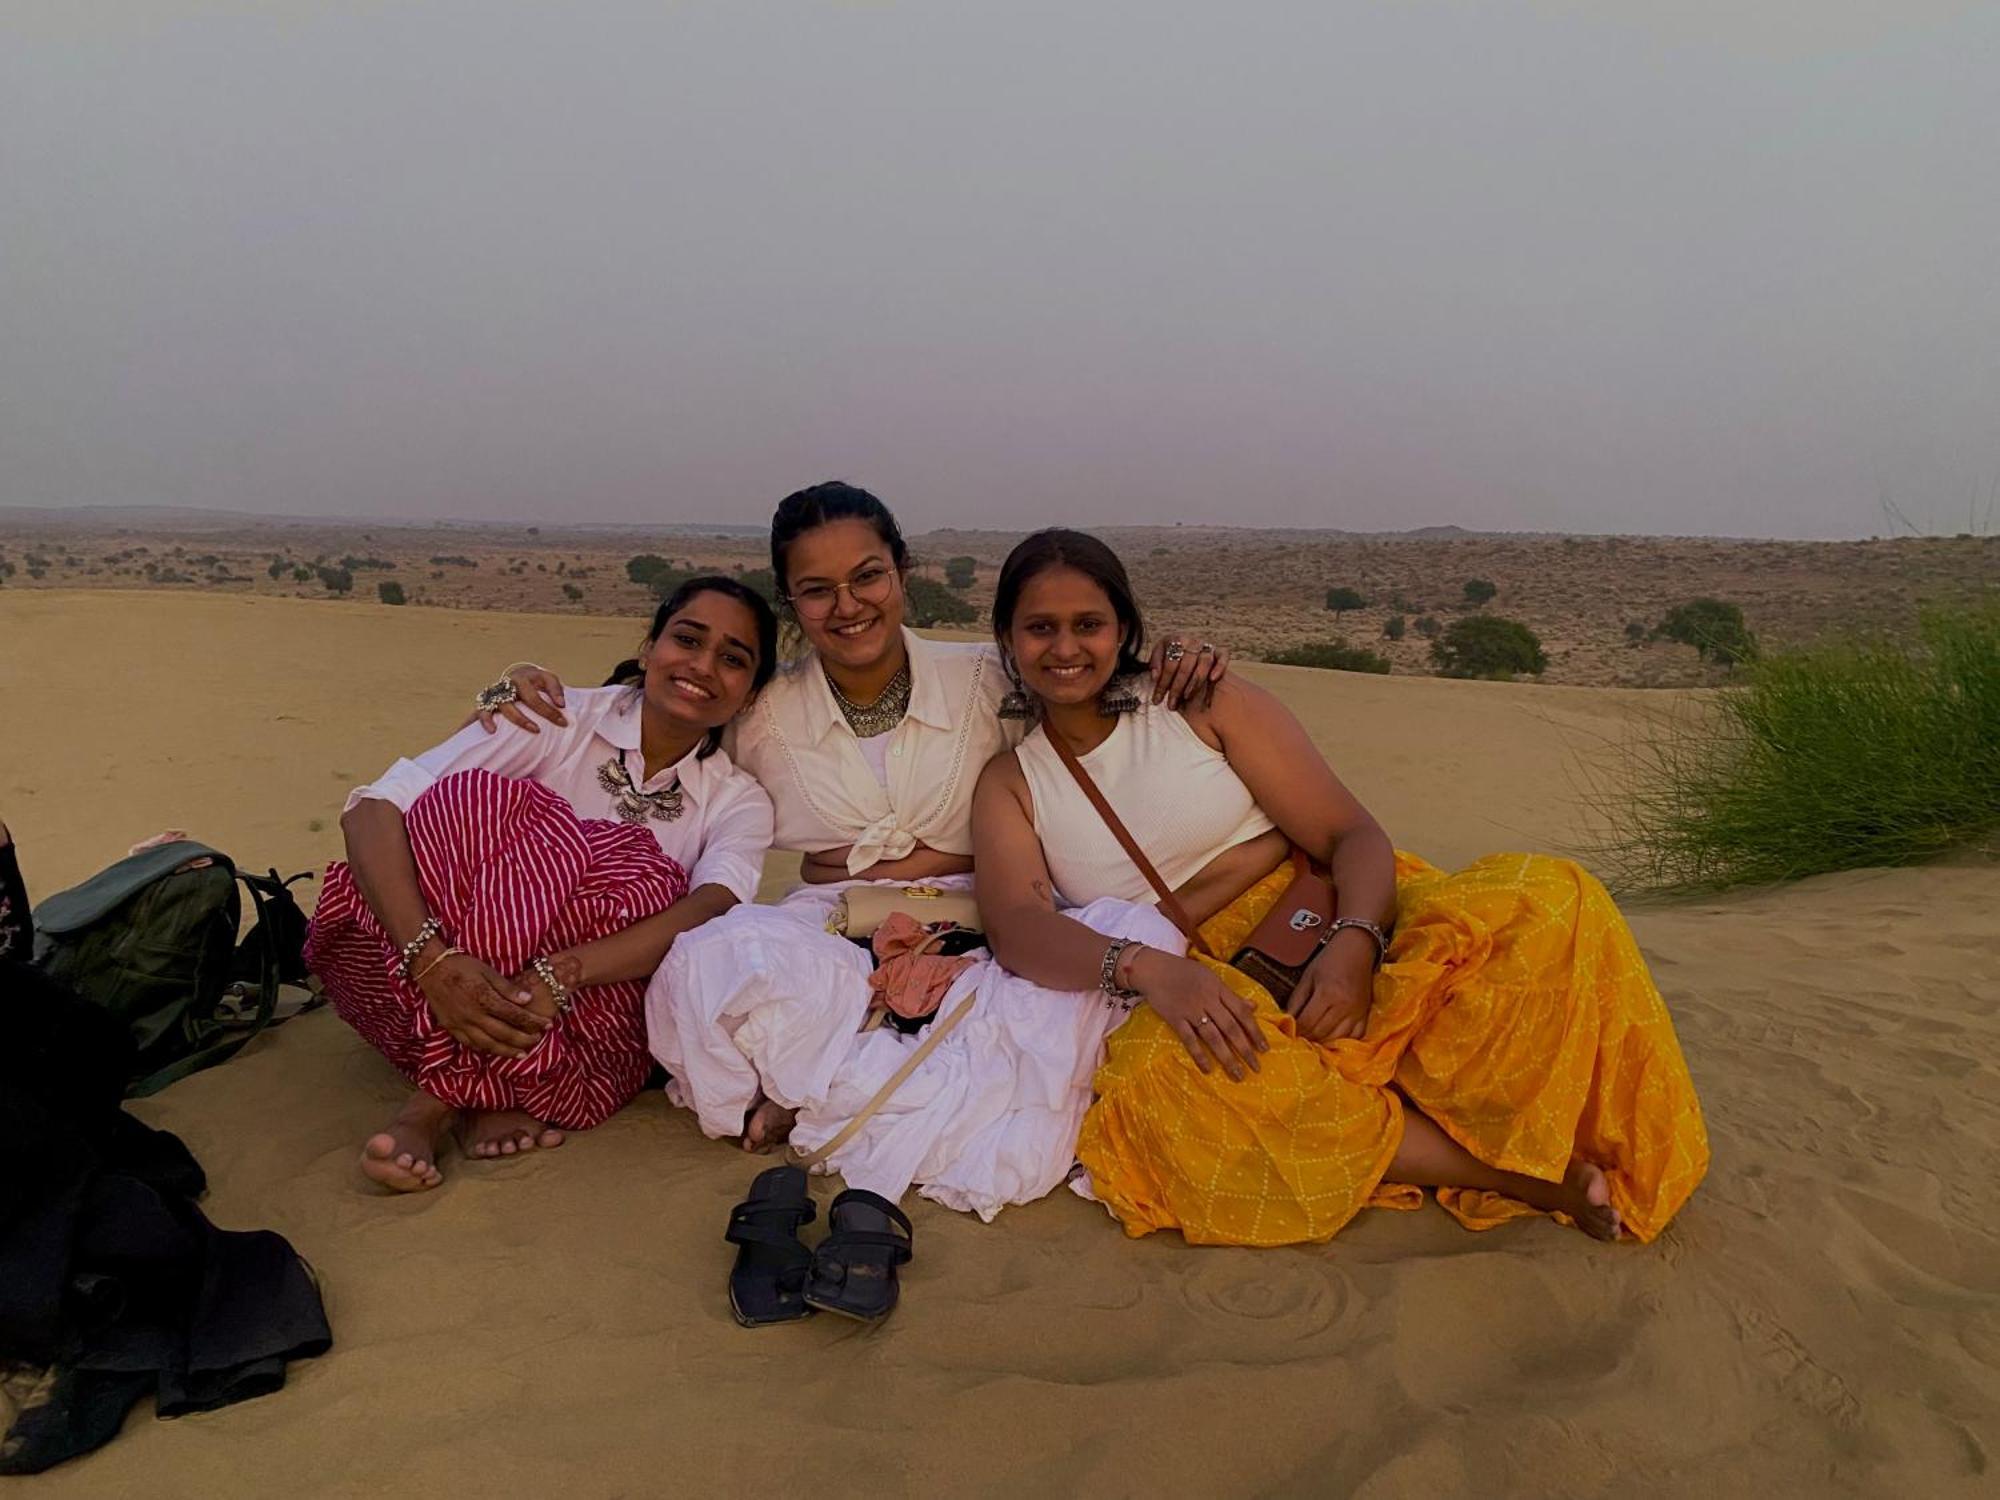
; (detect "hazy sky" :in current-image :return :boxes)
[4,2,1995,538]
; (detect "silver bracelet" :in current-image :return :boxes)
[396,917,444,979]
[531,955,572,1014]
[1328,917,1391,968]
[1099,938,1143,1007]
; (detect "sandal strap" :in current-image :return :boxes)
[818,1229,913,1265]
[829,1189,912,1239]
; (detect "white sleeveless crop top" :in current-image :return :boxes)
[1014,699,1277,907]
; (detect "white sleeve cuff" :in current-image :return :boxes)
[340,757,437,816]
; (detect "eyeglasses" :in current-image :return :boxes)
[786,565,898,621]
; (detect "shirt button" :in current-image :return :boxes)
[892,745,904,757]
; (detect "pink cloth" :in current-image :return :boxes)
[866,912,976,1021]
[304,769,688,1129]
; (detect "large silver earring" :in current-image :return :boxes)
[1097,674,1141,716]
[997,652,1036,721]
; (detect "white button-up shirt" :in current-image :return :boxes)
[726,629,1020,876]
[345,685,774,903]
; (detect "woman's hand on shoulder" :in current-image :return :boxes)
[470,665,569,735]
[1147,630,1230,707]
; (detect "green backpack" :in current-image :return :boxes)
[32,840,315,1096]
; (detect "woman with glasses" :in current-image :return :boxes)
[485,481,1225,1159]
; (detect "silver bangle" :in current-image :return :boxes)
[1099,938,1143,1007]
[396,916,444,979]
[531,955,571,1013]
[1328,917,1391,967]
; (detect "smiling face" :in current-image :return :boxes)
[780,516,908,674]
[637,588,766,737]
[1004,564,1130,708]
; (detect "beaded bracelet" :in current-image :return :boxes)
[531,955,572,1014]
[396,917,445,979]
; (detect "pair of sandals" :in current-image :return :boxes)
[725,1165,913,1327]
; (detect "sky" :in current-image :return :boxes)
[3,1,1996,539]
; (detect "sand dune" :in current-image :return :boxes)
[4,591,1996,1498]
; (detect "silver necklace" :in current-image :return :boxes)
[826,660,913,738]
[596,756,685,823]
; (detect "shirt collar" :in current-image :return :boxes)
[604,689,717,797]
[801,628,952,742]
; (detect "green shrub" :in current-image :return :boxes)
[1595,603,2000,890]
[1624,620,1648,644]
[945,555,977,589]
[905,574,977,627]
[1431,615,1546,678]
[626,553,677,587]
[1655,598,1757,666]
[266,559,288,579]
[562,583,584,602]
[377,581,407,605]
[1414,615,1441,639]
[735,568,779,603]
[317,565,354,595]
[1265,639,1392,674]
[1462,578,1498,606]
[291,565,313,583]
[1324,586,1368,616]
[1384,615,1407,641]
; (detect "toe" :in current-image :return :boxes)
[537,1128,565,1150]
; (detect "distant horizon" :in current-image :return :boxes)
[2,498,1991,547]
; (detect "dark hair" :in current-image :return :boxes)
[768,480,910,597]
[992,528,1149,680]
[605,575,779,758]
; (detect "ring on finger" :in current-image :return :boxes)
[1195,641,1214,655]
[1163,639,1187,663]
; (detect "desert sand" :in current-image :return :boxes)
[3,589,1996,1498]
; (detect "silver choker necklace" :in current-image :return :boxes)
[826,661,912,738]
[596,756,685,823]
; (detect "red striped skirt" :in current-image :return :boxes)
[304,770,689,1130]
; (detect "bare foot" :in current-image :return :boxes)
[1524,1158,1622,1241]
[458,1109,565,1159]
[741,1093,797,1154]
[360,1092,456,1192]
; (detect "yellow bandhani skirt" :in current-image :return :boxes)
[1075,852,1709,1246]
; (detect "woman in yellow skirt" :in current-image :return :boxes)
[971,530,1708,1247]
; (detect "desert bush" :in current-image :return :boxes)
[1265,639,1391,674]
[317,565,354,595]
[736,568,779,603]
[266,559,288,579]
[945,555,977,589]
[1462,578,1498,606]
[1594,603,2000,890]
[562,583,584,602]
[1324,586,1368,616]
[291,565,313,583]
[1655,598,1757,667]
[1625,620,1648,644]
[626,554,676,587]
[1414,615,1441,639]
[905,574,977,628]
[430,554,477,568]
[377,581,407,605]
[340,554,396,571]
[1384,615,1407,641]
[1431,615,1546,679]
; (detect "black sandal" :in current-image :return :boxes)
[802,1189,913,1323]
[725,1165,817,1327]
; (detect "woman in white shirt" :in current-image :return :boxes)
[489,482,1225,1154]
[305,577,777,1191]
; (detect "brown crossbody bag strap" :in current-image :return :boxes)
[1042,723,1218,961]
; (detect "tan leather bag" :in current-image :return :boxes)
[827,883,983,940]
